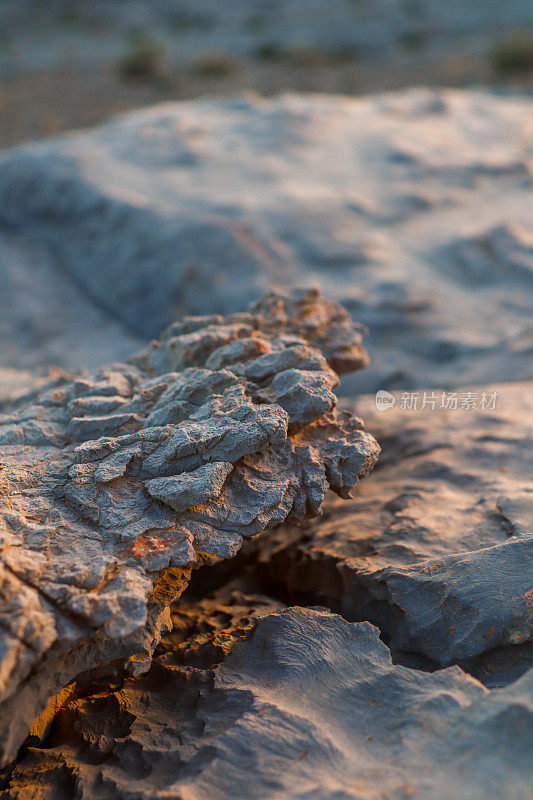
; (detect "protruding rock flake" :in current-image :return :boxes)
[0,287,379,767]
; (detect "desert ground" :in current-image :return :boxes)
[1,0,533,146]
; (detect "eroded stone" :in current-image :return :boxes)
[251,383,533,673]
[3,606,531,800]
[0,287,379,767]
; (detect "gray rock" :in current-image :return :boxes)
[3,606,531,800]
[0,287,379,767]
[145,462,235,513]
[1,91,532,390]
[355,535,532,665]
[0,89,531,796]
[0,228,141,374]
[253,383,533,674]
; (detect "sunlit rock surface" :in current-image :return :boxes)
[2,606,531,800]
[1,90,532,390]
[249,383,533,681]
[0,288,379,767]
[0,89,531,795]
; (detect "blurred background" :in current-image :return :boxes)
[1,0,533,148]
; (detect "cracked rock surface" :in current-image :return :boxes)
[2,603,531,800]
[248,383,532,682]
[0,287,379,768]
[0,88,531,797]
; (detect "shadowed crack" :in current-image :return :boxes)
[1,594,531,800]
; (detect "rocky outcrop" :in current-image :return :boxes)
[250,383,533,679]
[3,605,531,800]
[0,287,379,767]
[0,89,531,797]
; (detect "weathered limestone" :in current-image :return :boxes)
[0,287,379,767]
[250,384,533,677]
[3,605,531,800]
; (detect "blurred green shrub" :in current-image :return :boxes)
[399,27,429,51]
[491,31,533,74]
[256,43,355,66]
[255,42,283,61]
[118,33,166,81]
[191,52,242,78]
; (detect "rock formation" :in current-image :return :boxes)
[243,384,533,681]
[0,287,379,767]
[1,91,532,391]
[3,604,531,800]
[0,89,531,797]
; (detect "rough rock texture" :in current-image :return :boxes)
[1,90,532,390]
[0,89,531,796]
[248,383,533,681]
[2,606,531,800]
[0,287,379,768]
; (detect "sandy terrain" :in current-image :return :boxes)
[1,0,532,147]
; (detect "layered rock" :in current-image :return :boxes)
[3,605,531,800]
[0,88,531,796]
[0,287,379,767]
[249,383,533,680]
